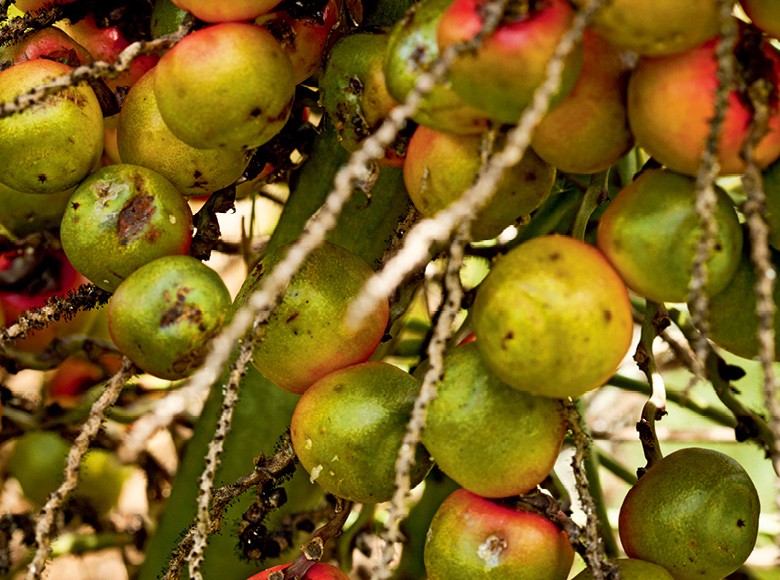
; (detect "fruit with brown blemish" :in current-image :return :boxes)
[153,22,295,150]
[403,125,555,240]
[421,343,566,498]
[424,489,574,579]
[383,0,489,134]
[290,361,433,504]
[472,235,633,399]
[436,0,582,124]
[234,241,389,394]
[618,448,760,580]
[117,69,252,197]
[60,164,193,292]
[597,168,743,303]
[0,181,75,236]
[108,255,232,379]
[0,26,92,67]
[0,59,104,194]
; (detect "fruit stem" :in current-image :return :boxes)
[582,443,620,558]
[571,169,609,241]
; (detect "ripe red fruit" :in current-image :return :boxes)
[247,562,348,579]
[628,35,780,175]
[437,0,583,124]
[424,489,574,579]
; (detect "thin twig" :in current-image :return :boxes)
[374,228,467,578]
[25,358,135,580]
[688,0,738,383]
[347,0,601,329]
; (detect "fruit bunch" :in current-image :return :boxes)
[0,1,777,579]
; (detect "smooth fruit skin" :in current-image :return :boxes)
[573,0,719,56]
[383,0,489,134]
[5,431,69,507]
[108,255,232,380]
[424,489,574,579]
[73,449,133,514]
[0,181,74,236]
[422,344,566,498]
[472,235,633,399]
[597,169,743,303]
[404,126,555,240]
[60,164,193,292]
[154,22,295,150]
[628,36,780,176]
[291,361,433,504]
[741,0,780,39]
[619,448,760,580]
[437,0,583,124]
[236,242,389,394]
[0,59,103,194]
[572,557,674,579]
[531,30,634,174]
[118,69,251,197]
[173,0,282,22]
[247,562,348,579]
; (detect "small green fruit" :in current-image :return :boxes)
[6,431,69,507]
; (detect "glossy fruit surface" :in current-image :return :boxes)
[0,59,103,193]
[60,164,193,292]
[597,169,743,303]
[118,69,251,197]
[422,343,565,498]
[472,235,633,399]
[108,255,232,380]
[236,241,389,393]
[383,0,489,134]
[572,558,674,579]
[404,126,555,240]
[573,0,719,56]
[247,562,349,579]
[619,448,760,580]
[173,0,282,22]
[6,431,69,506]
[154,22,295,150]
[531,30,633,174]
[424,489,574,579]
[628,36,780,175]
[437,0,582,124]
[291,361,433,504]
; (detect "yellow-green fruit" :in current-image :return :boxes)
[74,449,133,513]
[597,169,743,303]
[154,22,294,150]
[404,126,555,240]
[118,69,251,197]
[572,558,674,579]
[0,59,103,193]
[619,448,760,580]
[472,235,633,398]
[422,343,566,498]
[572,0,719,56]
[6,431,69,506]
[291,361,433,504]
[0,181,74,236]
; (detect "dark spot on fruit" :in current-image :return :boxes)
[71,202,80,210]
[348,76,364,95]
[548,252,561,261]
[250,107,263,118]
[37,174,47,183]
[117,194,159,246]
[525,171,537,182]
[714,242,723,251]
[500,331,514,349]
[193,169,203,179]
[262,18,295,46]
[737,518,745,527]
[286,311,300,323]
[603,309,612,323]
[160,287,203,327]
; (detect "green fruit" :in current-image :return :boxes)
[619,448,760,580]
[572,558,674,579]
[117,69,251,197]
[108,255,232,380]
[73,449,133,514]
[153,22,295,150]
[403,125,555,240]
[235,241,389,394]
[597,168,743,303]
[422,343,566,498]
[424,489,574,579]
[291,361,433,503]
[472,235,633,399]
[0,181,74,236]
[383,0,489,134]
[761,157,780,250]
[60,164,193,292]
[0,59,103,193]
[6,431,69,507]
